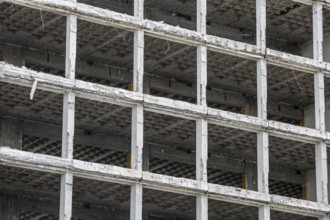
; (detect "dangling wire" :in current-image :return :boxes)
[164,40,170,55]
[114,28,126,41]
[39,4,45,29]
[292,69,304,93]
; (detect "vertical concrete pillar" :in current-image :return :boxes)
[256,0,270,219]
[0,118,22,220]
[196,119,208,220]
[131,0,144,219]
[304,169,330,202]
[304,104,330,203]
[303,36,330,63]
[196,0,208,219]
[303,5,330,208]
[59,13,77,220]
[312,5,329,216]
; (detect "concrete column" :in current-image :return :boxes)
[303,5,329,220]
[304,103,330,203]
[312,4,329,212]
[59,14,77,220]
[131,0,144,219]
[196,119,208,220]
[303,36,330,63]
[256,0,270,219]
[305,167,330,202]
[0,118,22,220]
[196,0,208,219]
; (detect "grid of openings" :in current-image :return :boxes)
[0,0,329,220]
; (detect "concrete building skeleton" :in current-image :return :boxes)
[1,0,330,219]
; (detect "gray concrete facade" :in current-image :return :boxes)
[0,0,330,219]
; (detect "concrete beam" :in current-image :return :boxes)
[3,0,330,76]
[293,0,330,7]
[0,43,304,120]
[0,147,328,217]
[0,63,328,144]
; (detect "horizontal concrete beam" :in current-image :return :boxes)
[293,0,330,6]
[3,0,330,76]
[266,49,329,74]
[7,43,301,120]
[0,63,328,144]
[20,119,304,184]
[0,147,328,217]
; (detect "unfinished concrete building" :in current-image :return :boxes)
[1,0,330,219]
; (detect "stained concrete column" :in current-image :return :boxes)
[131,0,144,219]
[0,118,22,220]
[304,102,330,203]
[304,169,330,202]
[302,6,329,219]
[256,0,270,219]
[304,103,330,203]
[196,0,208,219]
[59,13,77,220]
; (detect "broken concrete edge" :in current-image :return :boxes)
[0,62,329,145]
[0,147,328,217]
[2,0,330,76]
[0,42,305,121]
